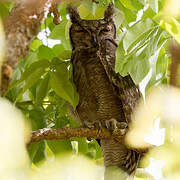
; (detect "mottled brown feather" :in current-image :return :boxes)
[68,3,141,179]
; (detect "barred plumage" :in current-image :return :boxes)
[68,4,141,179]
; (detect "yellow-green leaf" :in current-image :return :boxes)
[160,17,180,44]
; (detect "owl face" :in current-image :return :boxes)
[68,4,116,50]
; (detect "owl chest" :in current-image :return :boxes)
[72,54,125,124]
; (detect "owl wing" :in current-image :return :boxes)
[98,47,142,175]
[97,49,141,124]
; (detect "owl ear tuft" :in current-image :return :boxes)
[104,3,115,22]
[67,4,81,23]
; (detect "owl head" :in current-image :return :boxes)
[67,3,116,50]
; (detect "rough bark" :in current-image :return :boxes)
[29,126,126,146]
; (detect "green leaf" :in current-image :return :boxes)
[115,0,137,23]
[50,20,68,40]
[57,103,68,117]
[49,20,71,49]
[0,2,9,19]
[47,140,72,155]
[156,47,168,76]
[116,25,167,84]
[36,73,50,104]
[148,0,159,13]
[79,4,94,19]
[114,8,125,30]
[81,1,99,17]
[30,79,41,99]
[142,6,156,19]
[94,140,102,159]
[30,39,42,51]
[74,138,88,154]
[160,17,180,44]
[10,59,50,89]
[37,45,55,60]
[24,51,38,68]
[50,63,79,109]
[51,57,66,66]
[15,68,48,102]
[29,107,47,130]
[94,7,105,19]
[44,16,55,31]
[52,44,65,56]
[130,0,144,11]
[65,20,71,41]
[55,116,69,127]
[28,107,47,163]
[58,50,72,60]
[145,38,168,91]
[129,55,150,84]
[45,105,56,123]
[119,0,136,10]
[87,139,102,159]
[123,18,153,52]
[115,40,126,74]
[20,67,45,96]
[69,116,80,127]
[58,2,68,20]
[28,141,46,164]
[46,114,72,155]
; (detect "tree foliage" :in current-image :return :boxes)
[1,0,180,179]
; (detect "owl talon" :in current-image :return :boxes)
[84,122,102,141]
[93,122,103,137]
[105,118,118,131]
[105,119,128,135]
[83,122,94,129]
[118,122,128,129]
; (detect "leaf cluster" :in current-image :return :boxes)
[0,0,178,171]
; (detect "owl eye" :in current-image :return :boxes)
[101,29,110,32]
[101,28,111,33]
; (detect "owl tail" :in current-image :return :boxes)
[101,139,140,180]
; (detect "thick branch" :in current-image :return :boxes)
[29,126,126,145]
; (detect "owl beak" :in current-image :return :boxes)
[93,36,97,43]
[92,34,98,46]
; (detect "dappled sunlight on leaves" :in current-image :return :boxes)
[0,98,104,179]
[126,85,180,179]
[126,86,180,147]
[31,154,104,180]
[0,98,30,179]
[159,0,180,43]
[1,0,180,179]
[162,0,180,18]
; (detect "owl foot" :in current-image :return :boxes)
[83,121,102,141]
[83,121,102,129]
[105,118,128,136]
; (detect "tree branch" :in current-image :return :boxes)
[28,126,126,146]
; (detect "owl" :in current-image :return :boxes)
[67,4,141,179]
